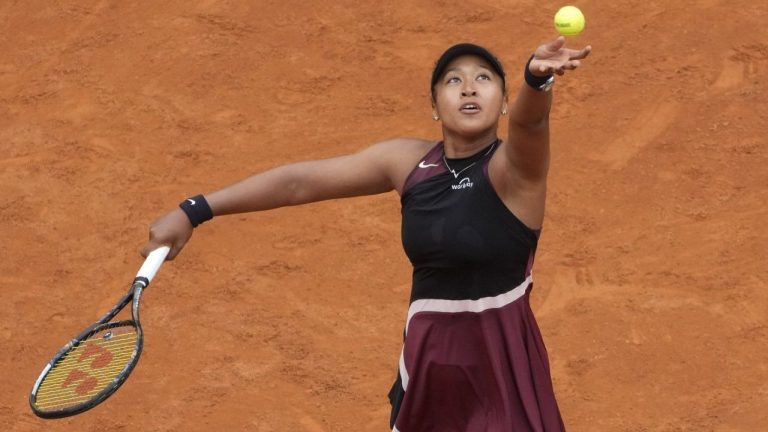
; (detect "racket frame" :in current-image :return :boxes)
[29,247,168,418]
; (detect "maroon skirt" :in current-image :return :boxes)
[389,279,565,432]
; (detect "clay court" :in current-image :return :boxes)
[2,0,767,430]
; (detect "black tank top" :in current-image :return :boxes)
[400,139,539,303]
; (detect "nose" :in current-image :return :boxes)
[460,81,477,97]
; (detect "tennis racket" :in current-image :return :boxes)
[29,246,170,418]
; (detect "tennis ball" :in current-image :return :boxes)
[554,6,585,36]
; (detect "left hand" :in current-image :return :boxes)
[530,36,592,77]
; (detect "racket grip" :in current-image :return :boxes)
[135,246,171,283]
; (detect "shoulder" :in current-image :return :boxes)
[363,137,435,168]
[363,137,436,194]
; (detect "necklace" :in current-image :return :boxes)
[443,140,498,178]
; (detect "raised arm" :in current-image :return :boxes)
[505,36,591,182]
[142,138,429,259]
[489,37,590,229]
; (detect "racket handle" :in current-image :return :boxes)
[135,246,171,283]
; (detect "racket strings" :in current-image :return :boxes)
[38,334,137,381]
[34,323,139,410]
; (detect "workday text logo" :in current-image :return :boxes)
[451,177,473,190]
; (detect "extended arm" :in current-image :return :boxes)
[207,145,395,215]
[142,138,423,259]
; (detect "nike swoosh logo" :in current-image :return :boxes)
[187,198,196,205]
[418,161,440,168]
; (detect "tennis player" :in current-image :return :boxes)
[143,35,591,431]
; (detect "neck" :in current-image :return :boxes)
[441,128,499,158]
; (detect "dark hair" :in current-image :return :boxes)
[430,43,506,100]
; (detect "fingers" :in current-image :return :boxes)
[567,45,592,60]
[140,209,194,261]
[546,36,566,52]
[167,238,188,260]
[535,59,582,76]
[565,59,581,70]
[140,241,177,260]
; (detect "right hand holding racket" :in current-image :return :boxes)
[141,209,193,260]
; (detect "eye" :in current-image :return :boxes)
[446,76,461,84]
[477,73,491,81]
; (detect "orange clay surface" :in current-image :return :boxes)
[2,1,767,431]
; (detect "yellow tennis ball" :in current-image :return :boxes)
[554,6,585,36]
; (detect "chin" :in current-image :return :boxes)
[448,119,499,137]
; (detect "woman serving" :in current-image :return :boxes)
[143,36,591,431]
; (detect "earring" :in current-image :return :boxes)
[432,114,440,121]
[501,108,507,115]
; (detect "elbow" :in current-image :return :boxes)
[285,167,309,206]
[272,164,308,206]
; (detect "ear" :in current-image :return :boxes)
[431,101,440,121]
[501,97,509,116]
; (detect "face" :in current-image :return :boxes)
[432,55,507,138]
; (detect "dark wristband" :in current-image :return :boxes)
[524,54,554,91]
[179,194,213,228]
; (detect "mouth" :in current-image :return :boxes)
[459,103,481,114]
